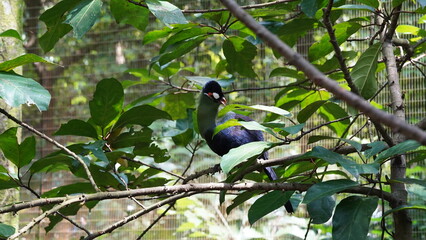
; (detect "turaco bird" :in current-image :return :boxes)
[197,80,294,213]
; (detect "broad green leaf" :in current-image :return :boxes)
[300,0,328,17]
[0,29,22,40]
[89,78,124,128]
[83,140,108,166]
[221,141,273,174]
[55,119,98,139]
[318,102,350,136]
[279,123,305,135]
[0,128,35,168]
[160,27,212,53]
[250,105,292,117]
[30,154,74,173]
[42,182,96,197]
[335,4,375,12]
[223,36,257,78]
[158,35,207,66]
[113,105,171,130]
[39,0,80,52]
[351,43,381,99]
[0,72,51,111]
[375,140,421,163]
[163,93,194,119]
[276,19,318,47]
[297,100,327,123]
[269,67,305,80]
[110,0,149,31]
[134,142,170,163]
[332,196,378,240]
[39,23,73,53]
[0,54,56,71]
[0,176,19,190]
[185,76,234,88]
[143,28,173,45]
[364,141,387,159]
[308,136,362,152]
[393,178,426,187]
[309,22,361,61]
[0,223,15,238]
[146,0,188,27]
[303,179,359,204]
[248,191,293,225]
[307,196,335,224]
[383,205,426,217]
[396,25,426,36]
[64,0,103,38]
[227,190,262,214]
[356,0,379,8]
[308,146,379,177]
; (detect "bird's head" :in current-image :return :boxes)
[202,81,227,105]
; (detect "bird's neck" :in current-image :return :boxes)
[197,95,220,139]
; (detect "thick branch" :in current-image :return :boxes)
[219,0,426,145]
[0,182,397,214]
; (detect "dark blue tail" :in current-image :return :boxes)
[264,166,294,213]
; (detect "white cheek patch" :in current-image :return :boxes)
[212,92,220,100]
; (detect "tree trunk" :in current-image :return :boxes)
[0,0,24,229]
[381,5,412,239]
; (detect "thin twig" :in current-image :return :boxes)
[0,108,100,192]
[136,204,175,239]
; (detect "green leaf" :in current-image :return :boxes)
[309,22,361,62]
[221,141,273,174]
[356,0,379,8]
[0,223,15,238]
[89,78,124,128]
[163,92,195,119]
[351,43,381,99]
[227,190,262,214]
[30,154,74,173]
[393,178,426,187]
[297,100,327,123]
[0,128,35,168]
[332,196,378,240]
[250,105,292,117]
[318,102,350,136]
[375,140,421,163]
[223,36,257,78]
[146,0,188,27]
[0,72,51,111]
[160,27,212,53]
[269,67,305,80]
[55,119,98,139]
[143,27,173,45]
[248,190,293,225]
[39,23,73,53]
[64,0,103,38]
[279,123,305,135]
[158,35,207,66]
[308,146,379,177]
[396,25,426,36]
[383,205,426,217]
[114,105,171,130]
[300,0,328,17]
[335,4,375,12]
[0,54,56,71]
[307,196,335,224]
[134,142,170,163]
[364,141,387,159]
[0,29,22,40]
[110,129,153,149]
[39,0,80,52]
[110,0,149,31]
[303,179,359,204]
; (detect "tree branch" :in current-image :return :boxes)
[0,108,101,192]
[219,0,426,145]
[0,181,398,215]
